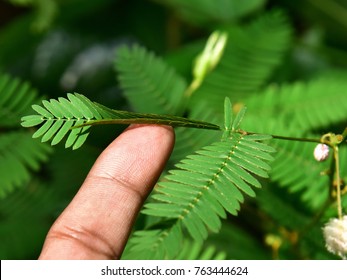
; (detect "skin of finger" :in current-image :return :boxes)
[39,125,175,259]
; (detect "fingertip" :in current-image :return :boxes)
[39,124,175,259]
[91,124,175,188]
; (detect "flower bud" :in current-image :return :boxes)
[193,31,228,84]
[323,216,347,259]
[314,143,329,162]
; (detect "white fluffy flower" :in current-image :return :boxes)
[314,144,330,162]
[323,216,347,259]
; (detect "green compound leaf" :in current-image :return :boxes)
[21,93,220,149]
[143,131,274,244]
[115,44,187,115]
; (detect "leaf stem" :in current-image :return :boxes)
[76,118,221,131]
[270,134,323,144]
[237,130,323,144]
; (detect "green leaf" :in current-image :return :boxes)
[32,104,53,118]
[175,240,226,260]
[160,0,266,25]
[244,76,347,133]
[42,100,63,117]
[81,115,221,130]
[227,163,261,188]
[191,10,292,107]
[183,210,209,240]
[224,97,232,131]
[123,223,183,259]
[0,132,52,198]
[222,97,233,140]
[271,138,331,209]
[32,119,54,138]
[21,115,44,127]
[41,119,64,142]
[144,130,274,245]
[232,106,247,131]
[58,97,82,118]
[67,93,94,119]
[142,203,181,217]
[64,120,88,149]
[51,120,74,146]
[22,93,220,149]
[122,100,273,259]
[0,74,40,127]
[115,44,187,115]
[74,93,103,119]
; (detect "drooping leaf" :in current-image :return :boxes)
[21,93,221,149]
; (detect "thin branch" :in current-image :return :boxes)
[237,129,323,145]
[333,146,343,219]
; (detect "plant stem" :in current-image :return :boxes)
[237,130,323,144]
[333,145,343,219]
[270,134,323,144]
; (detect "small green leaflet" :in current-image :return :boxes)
[224,97,232,133]
[222,97,247,140]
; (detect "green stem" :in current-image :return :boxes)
[270,134,323,144]
[184,79,202,99]
[238,130,323,144]
[239,127,346,220]
[333,145,343,219]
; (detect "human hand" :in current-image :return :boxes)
[39,124,175,259]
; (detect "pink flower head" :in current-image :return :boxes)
[314,144,329,162]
